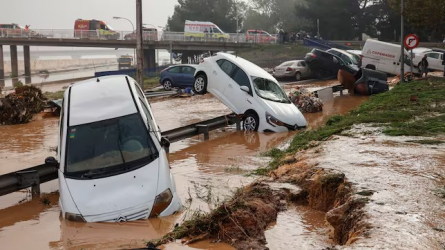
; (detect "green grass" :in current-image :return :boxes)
[260,79,445,173]
[143,77,161,90]
[43,91,64,100]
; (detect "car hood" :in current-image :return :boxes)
[65,159,160,221]
[260,98,307,128]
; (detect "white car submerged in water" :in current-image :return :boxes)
[193,52,307,132]
[45,75,181,223]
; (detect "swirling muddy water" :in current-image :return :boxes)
[0,88,367,249]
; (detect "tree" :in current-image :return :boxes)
[166,0,245,33]
[243,0,311,33]
[388,0,445,41]
[295,0,359,40]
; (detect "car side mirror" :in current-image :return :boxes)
[160,137,171,149]
[45,157,59,168]
[240,86,250,93]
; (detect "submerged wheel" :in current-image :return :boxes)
[243,112,259,131]
[193,75,207,95]
[162,80,172,90]
[295,72,302,81]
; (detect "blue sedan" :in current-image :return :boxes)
[159,65,197,90]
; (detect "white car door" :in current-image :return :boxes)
[223,64,253,114]
[211,59,239,109]
[426,52,442,71]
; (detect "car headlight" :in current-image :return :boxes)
[149,189,173,218]
[266,112,285,127]
[65,212,86,222]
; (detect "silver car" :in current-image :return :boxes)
[272,60,311,81]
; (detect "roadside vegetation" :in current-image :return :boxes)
[258,78,445,173]
[236,44,311,68]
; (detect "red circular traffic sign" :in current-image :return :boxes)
[404,34,419,50]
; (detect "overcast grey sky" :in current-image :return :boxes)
[0,0,178,30]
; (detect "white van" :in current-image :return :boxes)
[45,75,182,223]
[184,20,230,42]
[362,39,419,75]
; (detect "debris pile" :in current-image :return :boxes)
[288,87,323,113]
[0,85,46,125]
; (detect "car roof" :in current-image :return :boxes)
[217,52,276,81]
[281,60,304,64]
[68,75,138,126]
[169,64,197,68]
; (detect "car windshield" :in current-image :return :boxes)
[66,113,158,178]
[349,53,360,64]
[252,77,290,103]
[119,58,132,63]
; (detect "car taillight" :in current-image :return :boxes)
[359,55,363,63]
[310,53,317,58]
[200,58,205,64]
[286,67,293,72]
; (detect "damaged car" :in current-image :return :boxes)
[304,48,357,79]
[45,75,182,223]
[193,52,307,132]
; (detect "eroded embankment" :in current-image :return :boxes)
[150,165,366,249]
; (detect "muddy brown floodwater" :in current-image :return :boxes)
[0,81,367,249]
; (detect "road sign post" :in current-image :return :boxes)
[403,34,419,82]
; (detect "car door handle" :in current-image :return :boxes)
[228,83,233,88]
[213,70,217,75]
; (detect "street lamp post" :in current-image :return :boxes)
[400,0,405,82]
[113,16,136,62]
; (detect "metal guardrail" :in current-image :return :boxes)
[0,29,279,44]
[0,113,240,198]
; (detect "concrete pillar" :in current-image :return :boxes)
[24,46,31,84]
[10,45,18,85]
[143,49,156,77]
[0,45,4,87]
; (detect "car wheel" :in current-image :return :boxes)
[163,80,172,91]
[193,75,207,95]
[243,112,259,131]
[295,72,302,81]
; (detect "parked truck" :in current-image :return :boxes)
[74,19,120,40]
[118,55,133,70]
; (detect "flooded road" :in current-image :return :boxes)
[0,84,368,249]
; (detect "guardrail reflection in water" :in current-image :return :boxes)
[0,29,278,44]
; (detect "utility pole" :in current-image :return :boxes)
[317,19,320,39]
[136,0,144,85]
[400,0,405,82]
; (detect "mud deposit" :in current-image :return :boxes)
[0,91,367,249]
[273,125,445,249]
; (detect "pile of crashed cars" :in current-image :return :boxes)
[272,47,389,96]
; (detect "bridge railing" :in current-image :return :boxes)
[0,29,279,44]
